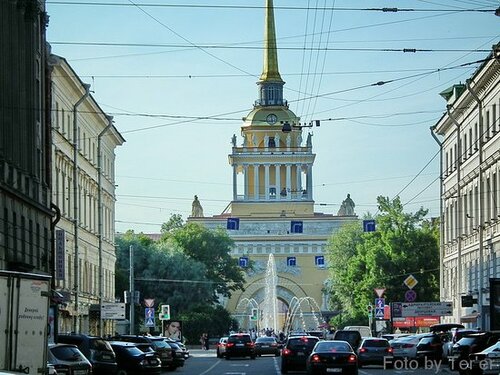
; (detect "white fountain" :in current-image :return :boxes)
[262,254,278,331]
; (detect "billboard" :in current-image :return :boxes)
[490,278,500,330]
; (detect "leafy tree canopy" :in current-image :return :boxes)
[164,222,246,299]
[325,196,439,327]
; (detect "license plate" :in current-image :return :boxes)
[297,351,304,356]
[236,344,244,347]
[327,368,342,373]
[262,345,269,348]
[73,370,88,375]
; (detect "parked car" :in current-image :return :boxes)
[48,343,93,375]
[163,338,186,367]
[306,340,358,375]
[108,341,161,375]
[58,333,117,375]
[450,331,500,372]
[468,340,500,375]
[390,333,432,360]
[254,336,281,357]
[281,335,320,374]
[216,337,228,358]
[111,335,175,369]
[170,339,190,359]
[225,333,256,360]
[357,337,393,368]
[332,330,362,351]
[443,329,480,362]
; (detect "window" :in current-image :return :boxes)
[287,257,296,266]
[227,218,240,230]
[291,221,303,233]
[239,257,249,268]
[315,256,325,267]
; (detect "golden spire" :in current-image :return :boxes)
[259,0,283,82]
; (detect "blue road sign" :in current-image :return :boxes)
[239,257,249,268]
[375,298,385,308]
[363,220,376,232]
[145,308,155,327]
[405,289,417,302]
[375,308,384,319]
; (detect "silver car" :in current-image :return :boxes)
[48,343,92,375]
[390,333,432,359]
[468,341,500,374]
[216,337,228,358]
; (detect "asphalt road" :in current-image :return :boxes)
[169,349,456,375]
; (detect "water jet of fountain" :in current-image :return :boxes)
[262,254,278,331]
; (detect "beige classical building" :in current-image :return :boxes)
[432,44,500,329]
[188,0,357,332]
[49,54,125,335]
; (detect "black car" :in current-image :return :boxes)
[163,337,187,367]
[306,340,358,375]
[450,331,500,372]
[254,336,281,357]
[109,341,161,375]
[225,333,256,359]
[48,343,93,375]
[332,330,363,351]
[112,335,175,369]
[358,338,393,368]
[281,335,320,374]
[416,333,448,363]
[58,333,117,375]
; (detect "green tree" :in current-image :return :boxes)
[325,196,439,327]
[160,214,184,234]
[166,222,246,299]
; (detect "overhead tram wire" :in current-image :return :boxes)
[46,1,498,13]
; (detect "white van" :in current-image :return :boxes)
[343,326,373,337]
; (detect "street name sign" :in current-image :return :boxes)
[101,303,126,320]
[400,302,453,317]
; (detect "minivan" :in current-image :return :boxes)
[343,326,373,337]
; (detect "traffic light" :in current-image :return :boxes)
[367,305,373,315]
[250,308,258,321]
[159,304,170,320]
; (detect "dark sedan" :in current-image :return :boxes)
[255,336,281,357]
[108,341,161,375]
[306,340,358,375]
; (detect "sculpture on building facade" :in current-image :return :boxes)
[306,132,313,147]
[231,134,237,147]
[297,132,302,147]
[264,134,269,148]
[191,195,204,217]
[337,194,355,216]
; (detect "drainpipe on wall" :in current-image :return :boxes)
[73,83,91,334]
[97,115,113,337]
[430,126,445,312]
[466,79,484,329]
[447,106,463,324]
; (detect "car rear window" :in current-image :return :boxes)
[316,342,351,352]
[89,339,113,352]
[363,339,389,347]
[51,346,87,361]
[288,337,319,350]
[256,337,275,343]
[335,332,360,341]
[150,339,169,349]
[228,335,251,344]
[457,337,479,346]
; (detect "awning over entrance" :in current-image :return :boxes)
[460,312,480,323]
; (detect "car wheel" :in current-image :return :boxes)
[116,370,128,375]
[225,356,230,360]
[275,351,280,357]
[281,366,288,374]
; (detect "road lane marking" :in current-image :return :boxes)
[199,359,222,375]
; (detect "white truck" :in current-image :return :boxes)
[0,270,51,374]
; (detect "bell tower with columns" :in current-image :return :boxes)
[228,0,315,218]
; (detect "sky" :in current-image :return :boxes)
[45,0,500,234]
